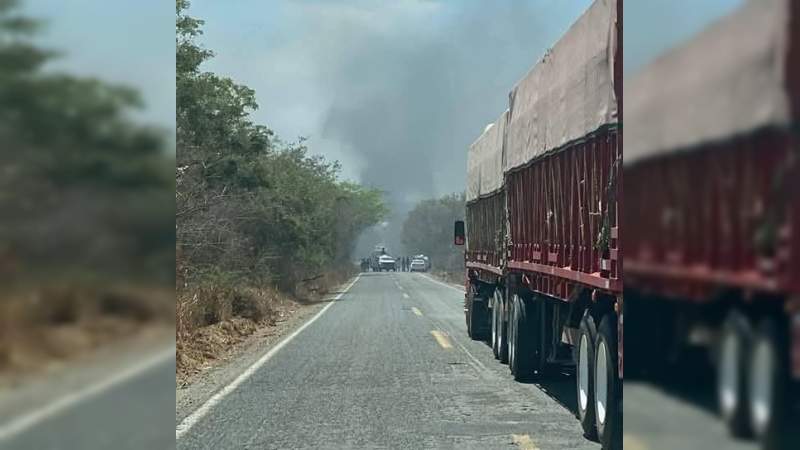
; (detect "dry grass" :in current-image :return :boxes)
[176,268,354,383]
[0,284,173,375]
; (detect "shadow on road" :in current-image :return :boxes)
[525,368,579,417]
[476,339,580,417]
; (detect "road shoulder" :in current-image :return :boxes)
[175,285,347,422]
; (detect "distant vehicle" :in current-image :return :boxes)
[413,254,431,271]
[370,245,388,271]
[378,255,396,272]
[409,258,426,272]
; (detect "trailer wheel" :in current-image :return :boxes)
[595,314,621,449]
[576,312,598,439]
[509,294,537,381]
[748,318,787,449]
[492,288,507,360]
[718,310,753,437]
[499,301,509,364]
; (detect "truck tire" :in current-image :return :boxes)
[748,318,788,449]
[595,314,621,450]
[576,312,598,439]
[499,300,509,364]
[509,294,537,381]
[718,310,753,437]
[466,286,489,340]
[491,288,507,360]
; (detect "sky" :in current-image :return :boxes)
[624,0,744,76]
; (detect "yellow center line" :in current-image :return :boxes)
[411,307,422,316]
[623,434,649,450]
[511,434,539,450]
[430,330,452,349]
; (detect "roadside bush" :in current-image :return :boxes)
[176,0,386,323]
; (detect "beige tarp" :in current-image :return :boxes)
[504,0,618,173]
[466,109,508,202]
[625,0,791,166]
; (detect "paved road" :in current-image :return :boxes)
[0,345,175,450]
[624,380,759,450]
[177,272,598,450]
[624,363,799,449]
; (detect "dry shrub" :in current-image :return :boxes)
[176,283,278,349]
[0,284,172,375]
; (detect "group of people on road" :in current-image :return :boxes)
[358,255,425,272]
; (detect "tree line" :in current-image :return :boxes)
[401,193,465,274]
[176,0,387,294]
[0,0,174,285]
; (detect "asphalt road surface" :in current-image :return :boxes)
[624,380,759,450]
[176,272,599,450]
[625,371,799,450]
[0,344,175,450]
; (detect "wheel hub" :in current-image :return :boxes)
[719,332,739,416]
[595,338,608,425]
[750,338,773,435]
[578,334,590,413]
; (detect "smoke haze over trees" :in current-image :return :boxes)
[185,0,596,258]
[401,193,465,273]
[176,0,386,320]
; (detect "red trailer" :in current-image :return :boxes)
[456,0,622,448]
[624,0,799,447]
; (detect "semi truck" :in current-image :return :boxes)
[625,0,799,448]
[453,0,622,448]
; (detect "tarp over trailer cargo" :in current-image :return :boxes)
[466,110,508,272]
[466,110,508,203]
[504,0,618,174]
[502,0,621,297]
[625,0,794,166]
[623,0,799,298]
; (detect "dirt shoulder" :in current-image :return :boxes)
[0,284,174,386]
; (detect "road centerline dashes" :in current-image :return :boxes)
[430,330,452,349]
[411,307,422,316]
[511,434,540,450]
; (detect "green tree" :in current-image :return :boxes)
[0,0,174,283]
[401,193,466,273]
[176,0,387,290]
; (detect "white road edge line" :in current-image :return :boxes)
[175,274,361,440]
[0,345,176,442]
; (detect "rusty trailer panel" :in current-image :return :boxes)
[465,190,505,274]
[506,126,621,301]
